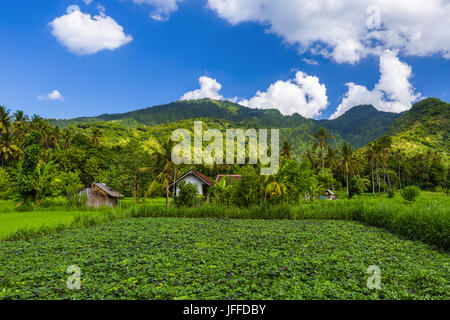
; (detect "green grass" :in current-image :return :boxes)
[0,218,448,300]
[0,193,448,249]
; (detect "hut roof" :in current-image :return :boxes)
[92,183,124,198]
[215,175,242,183]
[169,170,214,187]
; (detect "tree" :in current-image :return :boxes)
[365,142,376,194]
[280,141,294,159]
[338,142,354,196]
[0,130,21,168]
[378,135,392,189]
[17,131,42,204]
[12,110,29,143]
[0,167,13,199]
[313,127,332,168]
[174,181,202,207]
[90,128,102,147]
[0,106,12,135]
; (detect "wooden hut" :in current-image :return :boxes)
[78,183,124,208]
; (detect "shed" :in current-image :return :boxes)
[78,183,124,208]
[325,189,336,200]
[168,170,213,200]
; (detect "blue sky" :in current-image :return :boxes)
[0,0,449,120]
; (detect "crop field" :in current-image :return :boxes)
[0,218,448,300]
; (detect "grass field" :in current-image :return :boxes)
[0,218,448,300]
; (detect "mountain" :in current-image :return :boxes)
[387,98,450,155]
[316,105,400,148]
[49,97,449,158]
[53,99,316,129]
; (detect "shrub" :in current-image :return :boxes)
[348,177,363,199]
[387,188,395,198]
[401,185,421,202]
[174,181,202,207]
[0,168,13,199]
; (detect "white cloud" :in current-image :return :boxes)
[239,71,329,118]
[49,6,133,55]
[330,50,421,119]
[38,90,64,101]
[83,0,93,5]
[302,58,319,65]
[128,0,184,21]
[206,0,450,64]
[181,76,226,101]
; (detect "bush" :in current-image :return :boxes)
[174,181,202,207]
[348,177,363,199]
[387,188,395,198]
[0,168,13,199]
[401,185,421,202]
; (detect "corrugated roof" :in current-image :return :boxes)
[92,183,124,198]
[215,175,242,183]
[169,170,214,187]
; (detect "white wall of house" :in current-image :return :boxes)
[176,174,204,195]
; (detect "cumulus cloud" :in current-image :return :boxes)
[181,76,240,102]
[38,90,64,101]
[181,76,226,101]
[330,50,421,119]
[206,0,450,64]
[128,0,184,21]
[239,71,329,118]
[49,5,133,55]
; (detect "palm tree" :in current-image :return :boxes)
[280,141,294,159]
[149,138,176,207]
[90,128,102,147]
[12,110,29,143]
[313,127,332,168]
[338,142,354,196]
[0,106,12,135]
[61,129,73,149]
[392,149,404,189]
[378,135,392,190]
[365,142,376,194]
[0,130,21,168]
[325,147,338,191]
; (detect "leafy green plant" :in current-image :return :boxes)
[387,188,395,198]
[348,176,363,199]
[401,185,421,202]
[174,181,202,207]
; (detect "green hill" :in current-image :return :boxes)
[387,98,450,155]
[49,97,449,159]
[316,105,400,148]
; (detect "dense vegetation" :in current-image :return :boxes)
[316,105,400,148]
[0,218,448,300]
[0,98,448,206]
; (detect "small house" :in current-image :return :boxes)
[168,170,214,201]
[325,189,336,200]
[78,183,124,208]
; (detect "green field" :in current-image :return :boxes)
[0,218,448,300]
[0,193,448,300]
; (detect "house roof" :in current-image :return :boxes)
[215,174,242,183]
[92,183,124,198]
[169,170,214,187]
